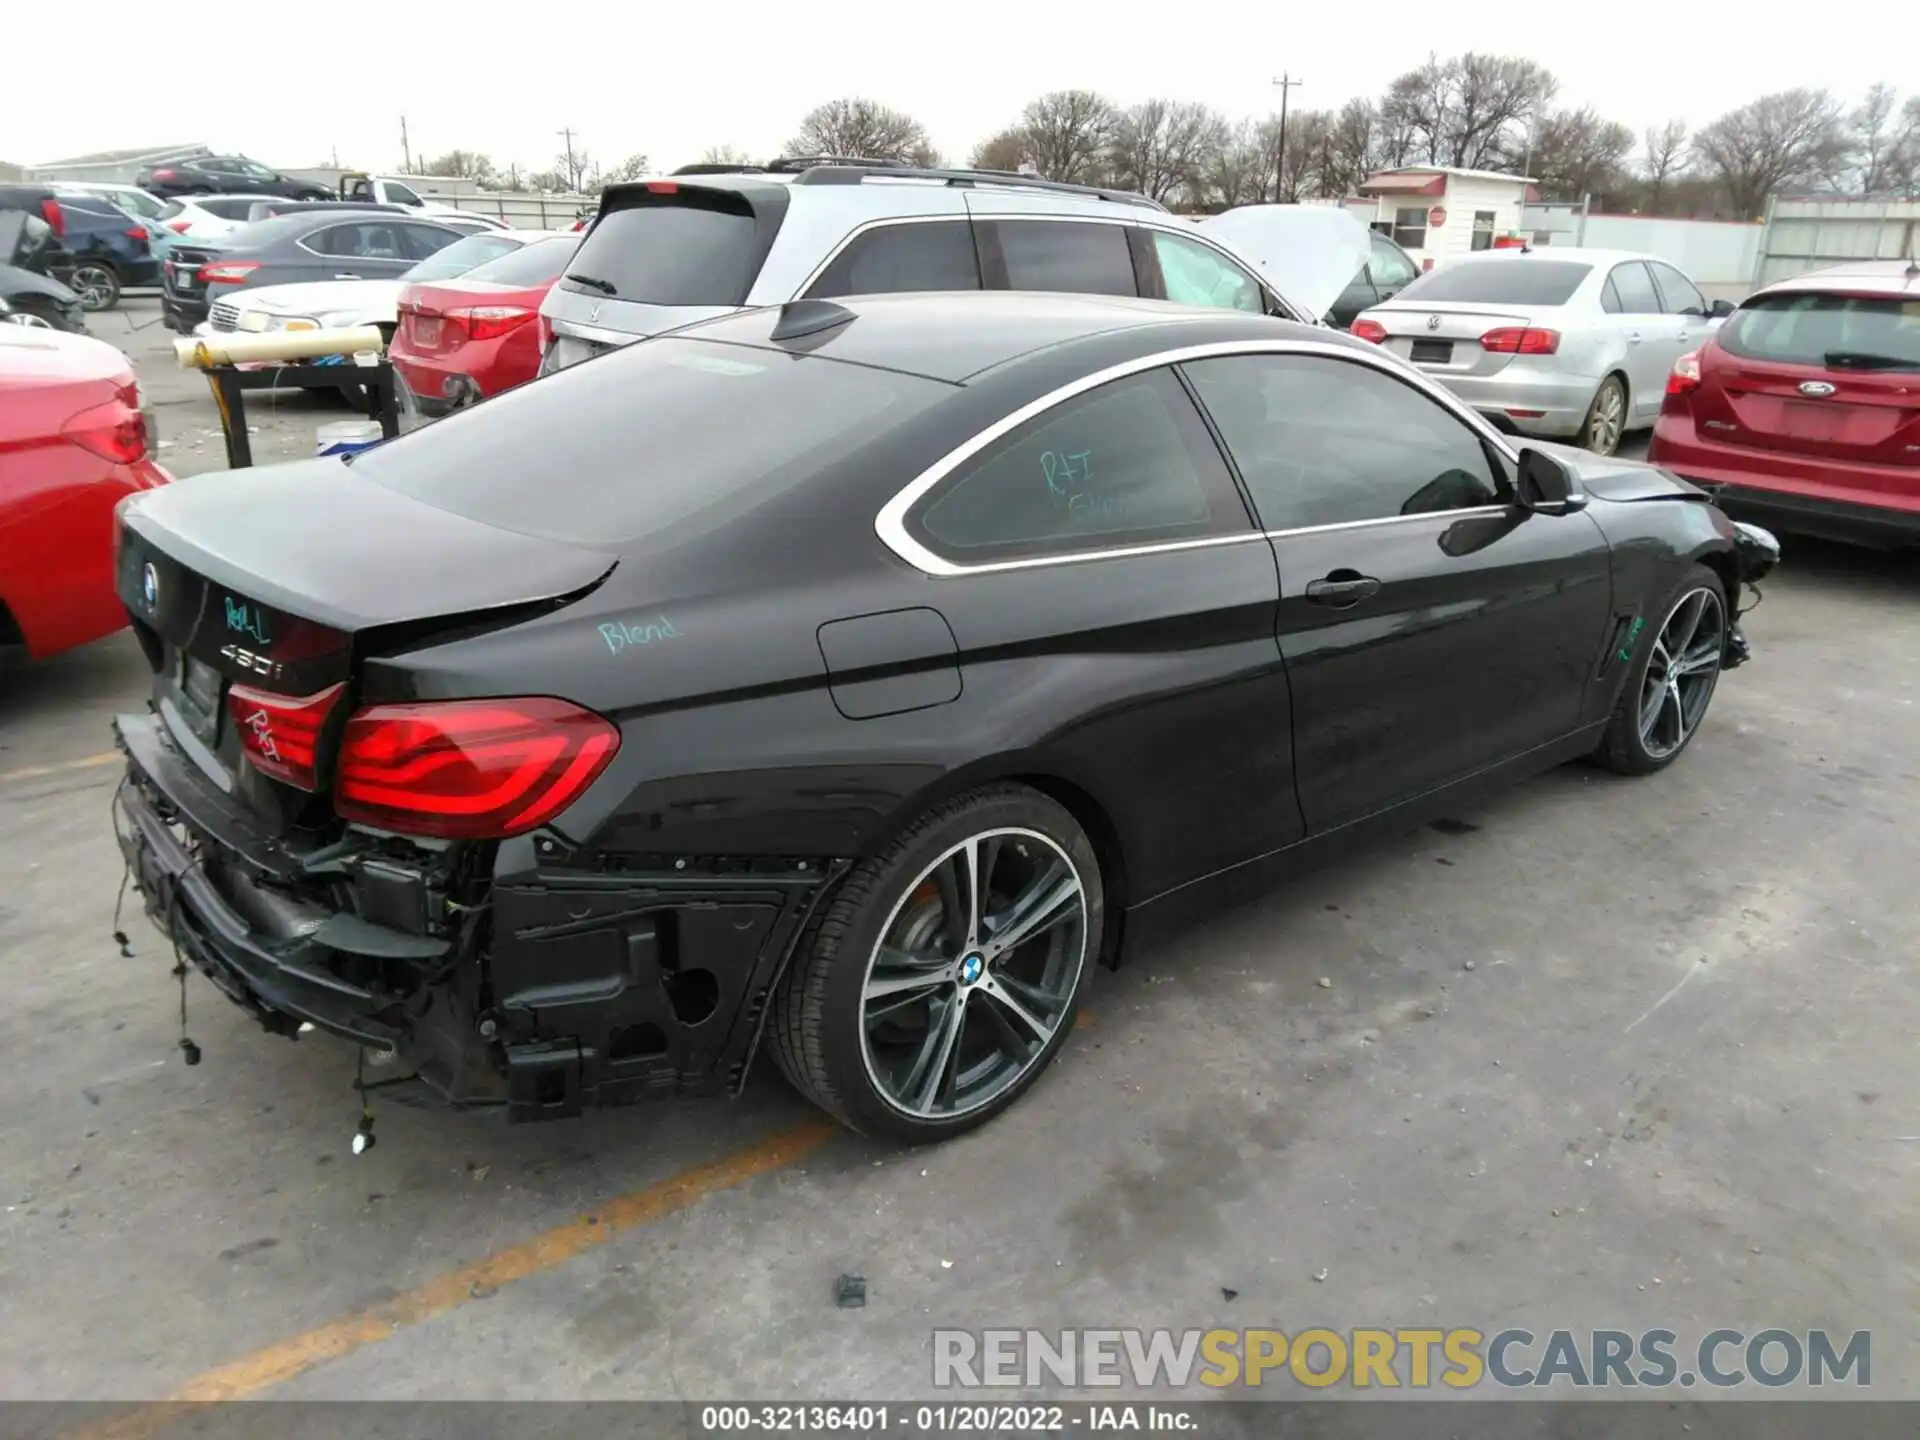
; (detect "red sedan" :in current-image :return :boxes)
[390,234,579,417]
[0,324,169,663]
[1649,261,1920,548]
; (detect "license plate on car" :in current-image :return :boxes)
[1410,338,1453,365]
[1780,401,1844,442]
[180,653,224,717]
[414,317,441,345]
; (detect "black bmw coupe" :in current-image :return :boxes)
[111,292,1779,1145]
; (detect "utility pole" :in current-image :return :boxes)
[559,127,580,190]
[1271,73,1304,202]
[399,117,413,173]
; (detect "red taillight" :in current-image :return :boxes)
[450,305,534,341]
[1350,318,1388,343]
[644,181,677,194]
[1667,348,1702,399]
[570,217,588,232]
[1480,327,1560,355]
[198,260,260,284]
[62,398,147,464]
[334,697,621,840]
[166,219,192,234]
[125,225,149,242]
[152,168,178,180]
[40,198,65,235]
[228,683,346,790]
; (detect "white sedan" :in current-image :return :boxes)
[1350,247,1733,456]
[195,229,563,341]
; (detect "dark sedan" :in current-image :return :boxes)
[137,154,332,202]
[159,211,464,331]
[110,292,1778,1147]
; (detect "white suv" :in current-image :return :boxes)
[538,159,1363,374]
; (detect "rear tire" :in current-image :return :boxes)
[71,261,121,312]
[7,296,83,333]
[1581,375,1628,456]
[769,784,1102,1143]
[1597,564,1727,775]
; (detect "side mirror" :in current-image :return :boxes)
[1514,447,1588,516]
[1708,298,1736,320]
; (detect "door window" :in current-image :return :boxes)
[1392,207,1427,250]
[992,220,1137,297]
[235,159,277,180]
[1648,261,1707,317]
[806,220,981,297]
[1606,261,1661,314]
[907,367,1249,564]
[397,223,460,261]
[309,222,404,259]
[1368,234,1418,291]
[1184,353,1507,532]
[1148,229,1264,311]
[384,181,424,206]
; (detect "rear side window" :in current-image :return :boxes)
[201,197,261,220]
[1395,259,1593,306]
[1606,262,1661,314]
[1719,292,1920,371]
[908,367,1246,564]
[806,221,981,298]
[461,236,579,286]
[356,340,948,546]
[562,191,766,305]
[157,200,185,221]
[993,221,1137,298]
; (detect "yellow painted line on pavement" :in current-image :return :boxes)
[72,1117,839,1439]
[0,751,120,785]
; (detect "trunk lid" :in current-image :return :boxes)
[400,279,547,355]
[115,458,616,812]
[1693,290,1920,470]
[1366,302,1543,377]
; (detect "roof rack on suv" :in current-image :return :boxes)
[670,162,769,176]
[787,162,1166,211]
[767,155,911,172]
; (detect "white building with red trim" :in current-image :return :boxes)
[1346,165,1539,271]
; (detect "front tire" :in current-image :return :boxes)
[769,784,1102,1143]
[1582,375,1628,456]
[1597,564,1728,775]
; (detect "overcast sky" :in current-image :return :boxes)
[5,2,1910,175]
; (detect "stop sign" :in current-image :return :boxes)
[1428,205,1448,228]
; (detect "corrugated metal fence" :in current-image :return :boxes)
[1752,197,1920,287]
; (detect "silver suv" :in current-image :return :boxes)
[538,159,1338,374]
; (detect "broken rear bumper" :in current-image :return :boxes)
[112,709,839,1121]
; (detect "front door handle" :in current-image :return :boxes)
[1305,572,1382,608]
[333,272,362,280]
[1626,330,1643,344]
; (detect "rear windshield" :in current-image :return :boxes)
[1395,259,1593,306]
[401,233,521,281]
[1719,291,1920,371]
[355,337,947,546]
[562,193,765,306]
[461,235,579,286]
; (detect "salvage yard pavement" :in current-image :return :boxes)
[1,298,1915,1405]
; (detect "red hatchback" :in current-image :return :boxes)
[0,324,170,663]
[390,234,579,417]
[1649,261,1920,547]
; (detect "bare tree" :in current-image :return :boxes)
[1020,90,1118,184]
[787,98,935,164]
[525,169,569,193]
[1691,88,1850,217]
[970,128,1032,173]
[1519,107,1634,203]
[1893,95,1920,193]
[1324,99,1382,194]
[1848,84,1903,194]
[1642,119,1689,208]
[419,150,496,181]
[1204,121,1268,209]
[601,153,653,184]
[1108,99,1228,203]
[1382,52,1557,171]
[554,145,593,191]
[699,144,754,167]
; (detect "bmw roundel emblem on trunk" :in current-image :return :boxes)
[1798,380,1837,397]
[141,563,159,611]
[1426,314,1442,331]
